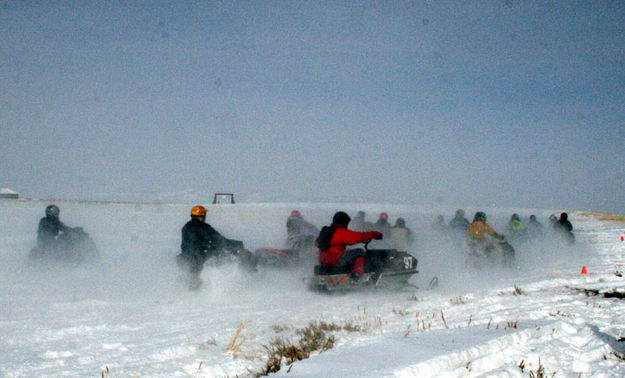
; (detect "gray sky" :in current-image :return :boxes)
[1,1,624,212]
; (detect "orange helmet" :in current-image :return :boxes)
[190,205,207,218]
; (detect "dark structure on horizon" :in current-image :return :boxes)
[0,188,19,199]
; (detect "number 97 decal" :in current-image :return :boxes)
[403,257,414,269]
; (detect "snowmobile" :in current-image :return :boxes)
[29,227,99,263]
[553,228,575,245]
[308,242,418,293]
[506,229,530,245]
[253,247,301,267]
[465,234,515,269]
[253,235,317,267]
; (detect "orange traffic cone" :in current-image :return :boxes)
[581,266,588,275]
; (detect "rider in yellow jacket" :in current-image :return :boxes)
[467,212,503,256]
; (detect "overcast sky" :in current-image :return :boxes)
[1,1,624,212]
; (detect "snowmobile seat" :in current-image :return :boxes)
[314,264,353,275]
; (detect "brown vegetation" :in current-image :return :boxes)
[255,321,336,377]
[576,211,625,223]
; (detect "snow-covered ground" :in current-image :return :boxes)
[1,199,624,377]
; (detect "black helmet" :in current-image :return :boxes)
[560,212,568,221]
[511,213,520,221]
[332,211,351,227]
[529,214,537,221]
[396,217,406,227]
[474,211,486,222]
[45,204,60,218]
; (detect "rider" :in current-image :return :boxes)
[554,212,575,244]
[389,217,415,250]
[350,211,374,232]
[37,204,72,252]
[449,209,470,231]
[548,214,558,228]
[467,211,504,256]
[505,213,527,241]
[178,205,256,280]
[371,212,391,248]
[317,211,383,280]
[373,212,392,235]
[527,214,544,238]
[286,210,319,250]
[431,215,447,233]
[555,212,573,232]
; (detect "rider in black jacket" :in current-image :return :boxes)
[178,206,256,279]
[37,204,71,250]
[554,212,575,244]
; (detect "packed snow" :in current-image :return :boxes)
[1,199,624,377]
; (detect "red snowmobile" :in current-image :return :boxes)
[253,234,317,267]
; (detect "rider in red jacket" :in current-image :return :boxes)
[318,211,383,278]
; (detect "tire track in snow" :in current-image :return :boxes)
[393,320,620,377]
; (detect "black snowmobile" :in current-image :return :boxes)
[308,242,418,292]
[465,234,515,269]
[29,227,99,263]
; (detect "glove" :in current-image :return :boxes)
[372,231,383,240]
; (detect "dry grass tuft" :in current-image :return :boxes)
[315,321,342,332]
[296,322,337,353]
[225,322,248,357]
[342,322,362,333]
[392,308,409,316]
[529,357,545,378]
[613,351,625,361]
[255,321,336,377]
[513,285,526,296]
[505,321,518,329]
[271,325,288,333]
[449,296,468,305]
[440,311,449,329]
[101,366,110,377]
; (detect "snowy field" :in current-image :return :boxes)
[1,199,624,377]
